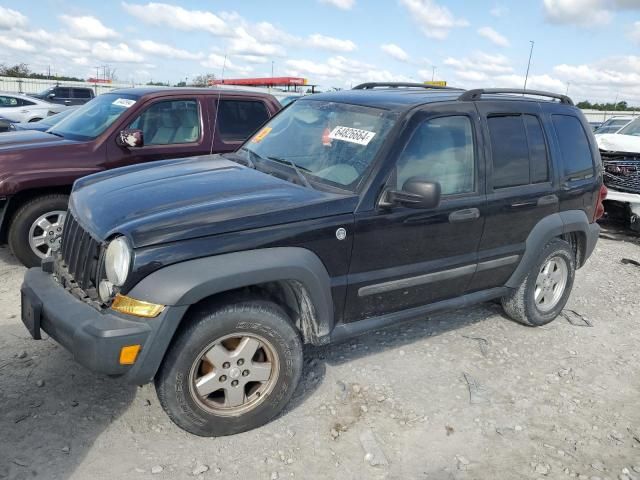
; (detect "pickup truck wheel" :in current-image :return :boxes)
[8,194,69,267]
[155,301,303,437]
[501,239,575,327]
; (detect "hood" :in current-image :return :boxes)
[70,155,357,247]
[596,133,640,154]
[0,130,75,152]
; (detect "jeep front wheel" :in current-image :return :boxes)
[155,301,303,437]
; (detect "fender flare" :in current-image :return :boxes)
[128,246,335,341]
[506,210,599,288]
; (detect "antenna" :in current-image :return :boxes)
[209,54,227,155]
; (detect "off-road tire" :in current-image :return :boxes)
[155,300,303,437]
[501,239,576,326]
[8,194,69,267]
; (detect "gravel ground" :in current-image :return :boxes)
[1,221,639,480]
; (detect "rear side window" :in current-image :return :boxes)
[488,114,549,189]
[216,100,270,142]
[54,87,71,98]
[551,114,594,180]
[73,89,92,99]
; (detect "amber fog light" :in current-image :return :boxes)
[111,294,165,318]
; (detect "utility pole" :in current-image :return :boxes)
[523,40,534,91]
[432,66,436,81]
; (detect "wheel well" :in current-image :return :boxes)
[182,280,321,345]
[561,231,586,268]
[1,187,71,243]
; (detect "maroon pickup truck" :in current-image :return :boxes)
[0,87,281,266]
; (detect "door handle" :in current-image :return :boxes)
[537,194,559,206]
[449,208,480,223]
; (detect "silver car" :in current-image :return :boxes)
[0,92,66,128]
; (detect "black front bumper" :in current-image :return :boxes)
[21,268,152,378]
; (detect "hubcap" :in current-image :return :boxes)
[534,256,568,312]
[28,211,66,259]
[188,333,279,416]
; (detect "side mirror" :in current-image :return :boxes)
[380,177,441,209]
[116,129,144,148]
[47,93,55,99]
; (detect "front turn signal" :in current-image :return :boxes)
[111,294,165,318]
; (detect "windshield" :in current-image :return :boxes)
[39,108,76,127]
[618,118,640,136]
[237,99,396,191]
[49,93,138,141]
[37,88,54,97]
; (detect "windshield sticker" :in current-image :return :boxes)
[328,126,376,146]
[112,98,136,108]
[251,126,272,143]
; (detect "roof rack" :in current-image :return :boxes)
[458,88,574,105]
[353,82,459,91]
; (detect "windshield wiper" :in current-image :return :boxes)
[266,156,314,189]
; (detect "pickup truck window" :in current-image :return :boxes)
[49,93,138,141]
[240,99,395,191]
[217,99,270,142]
[395,115,475,195]
[129,99,200,145]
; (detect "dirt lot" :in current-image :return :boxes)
[1,222,639,480]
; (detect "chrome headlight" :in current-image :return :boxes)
[104,236,131,287]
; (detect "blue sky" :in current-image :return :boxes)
[2,1,640,103]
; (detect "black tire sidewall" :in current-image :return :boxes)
[523,240,575,326]
[8,195,69,268]
[156,301,303,437]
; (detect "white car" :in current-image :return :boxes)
[596,118,640,231]
[0,92,66,127]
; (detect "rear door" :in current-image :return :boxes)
[71,88,93,105]
[210,96,273,153]
[468,101,558,292]
[53,87,72,105]
[105,96,211,169]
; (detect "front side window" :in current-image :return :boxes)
[395,116,475,195]
[488,114,549,189]
[49,93,139,141]
[238,99,396,191]
[552,114,594,180]
[54,87,71,98]
[0,96,19,107]
[129,99,200,145]
[216,99,270,142]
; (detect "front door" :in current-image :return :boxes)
[105,97,210,169]
[344,103,486,322]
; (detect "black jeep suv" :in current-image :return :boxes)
[21,84,606,437]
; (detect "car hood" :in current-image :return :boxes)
[0,130,75,152]
[596,133,640,154]
[70,155,358,248]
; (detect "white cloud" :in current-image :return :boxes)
[0,35,35,52]
[252,22,297,44]
[73,57,90,66]
[18,29,91,51]
[236,55,270,64]
[444,51,513,74]
[543,0,612,25]
[135,40,204,60]
[318,0,355,10]
[121,2,233,36]
[0,6,28,30]
[59,15,118,39]
[381,43,410,62]
[477,26,510,47]
[228,27,285,57]
[200,53,253,75]
[399,0,469,39]
[92,42,145,63]
[308,34,357,52]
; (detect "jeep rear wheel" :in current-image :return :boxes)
[501,238,576,326]
[155,300,303,437]
[8,194,69,267]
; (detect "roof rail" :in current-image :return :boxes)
[458,88,574,105]
[353,82,459,91]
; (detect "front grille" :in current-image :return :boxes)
[601,152,640,195]
[56,211,103,301]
